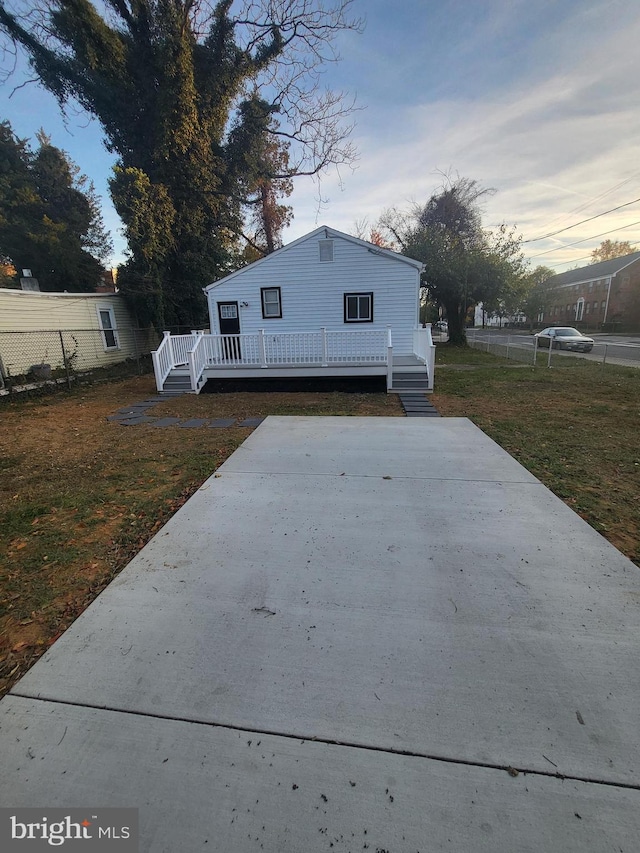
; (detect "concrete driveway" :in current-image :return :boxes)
[1,417,638,851]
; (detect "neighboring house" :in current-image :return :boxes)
[537,251,640,330]
[473,304,526,328]
[0,289,148,380]
[152,226,435,394]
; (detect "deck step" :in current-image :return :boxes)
[161,370,193,395]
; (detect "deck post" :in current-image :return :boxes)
[321,327,328,367]
[258,329,268,368]
[386,325,393,391]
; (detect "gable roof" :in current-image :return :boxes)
[203,226,424,292]
[546,251,640,288]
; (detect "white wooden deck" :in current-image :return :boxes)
[152,327,435,394]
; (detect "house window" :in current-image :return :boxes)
[319,239,334,262]
[601,300,606,310]
[585,302,590,314]
[97,306,119,350]
[261,287,282,319]
[344,292,373,323]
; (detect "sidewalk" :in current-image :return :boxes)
[1,417,638,851]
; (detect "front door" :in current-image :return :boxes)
[217,301,241,360]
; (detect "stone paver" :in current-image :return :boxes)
[208,418,237,428]
[177,418,210,428]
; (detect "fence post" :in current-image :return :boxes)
[506,335,510,360]
[59,330,72,389]
[321,327,328,367]
[533,336,538,367]
[602,343,608,370]
[547,339,553,368]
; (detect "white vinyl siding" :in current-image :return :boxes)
[206,231,420,353]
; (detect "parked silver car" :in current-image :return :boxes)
[534,327,594,352]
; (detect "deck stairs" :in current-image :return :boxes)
[160,369,196,396]
[389,355,431,393]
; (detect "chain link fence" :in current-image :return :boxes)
[466,330,640,371]
[0,327,162,394]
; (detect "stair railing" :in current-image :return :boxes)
[413,325,436,390]
[151,332,174,391]
[187,333,207,391]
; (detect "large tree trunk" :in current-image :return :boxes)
[444,298,467,346]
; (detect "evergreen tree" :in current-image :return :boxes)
[0,120,111,291]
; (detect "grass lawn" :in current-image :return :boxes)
[1,355,638,698]
[432,345,640,568]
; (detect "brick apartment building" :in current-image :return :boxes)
[539,251,640,331]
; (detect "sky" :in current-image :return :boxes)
[1,0,640,273]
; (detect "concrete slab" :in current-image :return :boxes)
[1,696,637,853]
[11,421,640,785]
[3,416,640,849]
[218,417,538,482]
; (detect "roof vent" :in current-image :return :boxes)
[319,239,334,262]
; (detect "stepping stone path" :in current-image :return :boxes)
[108,394,439,427]
[107,398,265,430]
[398,393,440,417]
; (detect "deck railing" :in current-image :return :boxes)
[170,333,199,366]
[153,327,394,391]
[201,328,388,369]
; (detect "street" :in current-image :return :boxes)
[466,329,640,368]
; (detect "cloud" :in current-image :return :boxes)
[285,5,640,270]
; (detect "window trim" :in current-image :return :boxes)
[260,286,282,319]
[96,304,120,351]
[344,291,374,324]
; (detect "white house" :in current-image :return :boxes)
[152,226,435,394]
